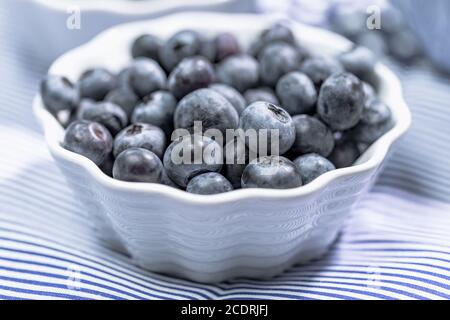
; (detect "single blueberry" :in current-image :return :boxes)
[117,67,132,88]
[299,56,344,89]
[350,98,393,144]
[131,34,162,61]
[328,138,360,169]
[128,58,167,98]
[63,120,113,165]
[258,42,303,87]
[276,72,317,115]
[114,123,166,159]
[186,172,233,195]
[113,147,164,183]
[241,155,302,189]
[40,75,79,114]
[317,72,365,131]
[338,46,377,82]
[174,88,239,136]
[222,138,249,189]
[213,32,241,62]
[159,30,202,71]
[356,31,388,57]
[104,86,139,118]
[291,115,335,157]
[249,23,296,57]
[78,101,128,136]
[78,68,117,101]
[163,134,223,187]
[168,56,215,99]
[329,8,367,39]
[209,83,246,115]
[131,90,177,136]
[216,54,259,93]
[239,101,296,155]
[243,87,279,105]
[293,153,335,184]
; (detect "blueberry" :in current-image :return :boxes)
[168,56,215,99]
[276,72,317,115]
[222,138,249,188]
[117,67,132,88]
[78,68,117,101]
[131,90,177,136]
[329,8,367,39]
[78,101,128,136]
[317,72,364,131]
[114,123,166,159]
[258,42,302,87]
[244,87,279,105]
[249,23,296,57]
[338,46,377,82]
[241,155,302,189]
[163,134,223,187]
[174,88,239,136]
[113,147,164,183]
[350,99,393,144]
[186,172,233,195]
[159,30,201,71]
[209,83,246,115]
[104,86,139,118]
[299,56,344,89]
[213,32,241,62]
[387,30,422,63]
[356,31,388,56]
[291,115,335,157]
[128,58,167,98]
[293,153,335,184]
[239,102,296,155]
[131,34,162,61]
[40,75,79,114]
[328,138,360,169]
[63,120,113,165]
[216,54,259,93]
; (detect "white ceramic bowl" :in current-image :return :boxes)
[11,0,256,65]
[33,12,411,283]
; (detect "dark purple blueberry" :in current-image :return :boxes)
[214,32,241,62]
[258,42,303,87]
[40,75,79,114]
[222,138,249,189]
[128,58,167,98]
[158,30,202,71]
[317,72,365,131]
[276,72,317,115]
[186,172,233,195]
[293,153,335,184]
[338,46,377,82]
[63,120,113,165]
[241,155,302,189]
[291,115,335,157]
[114,123,166,159]
[131,90,177,136]
[249,23,296,57]
[216,54,259,93]
[174,88,239,136]
[131,34,162,61]
[78,68,117,101]
[328,138,360,169]
[113,147,164,183]
[168,56,215,99]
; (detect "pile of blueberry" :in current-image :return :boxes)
[40,23,393,195]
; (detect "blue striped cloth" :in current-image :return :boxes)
[1,1,450,300]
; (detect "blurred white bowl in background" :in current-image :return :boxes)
[11,0,256,65]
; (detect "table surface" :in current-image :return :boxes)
[0,1,450,300]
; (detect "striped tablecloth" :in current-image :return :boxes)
[1,1,450,300]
